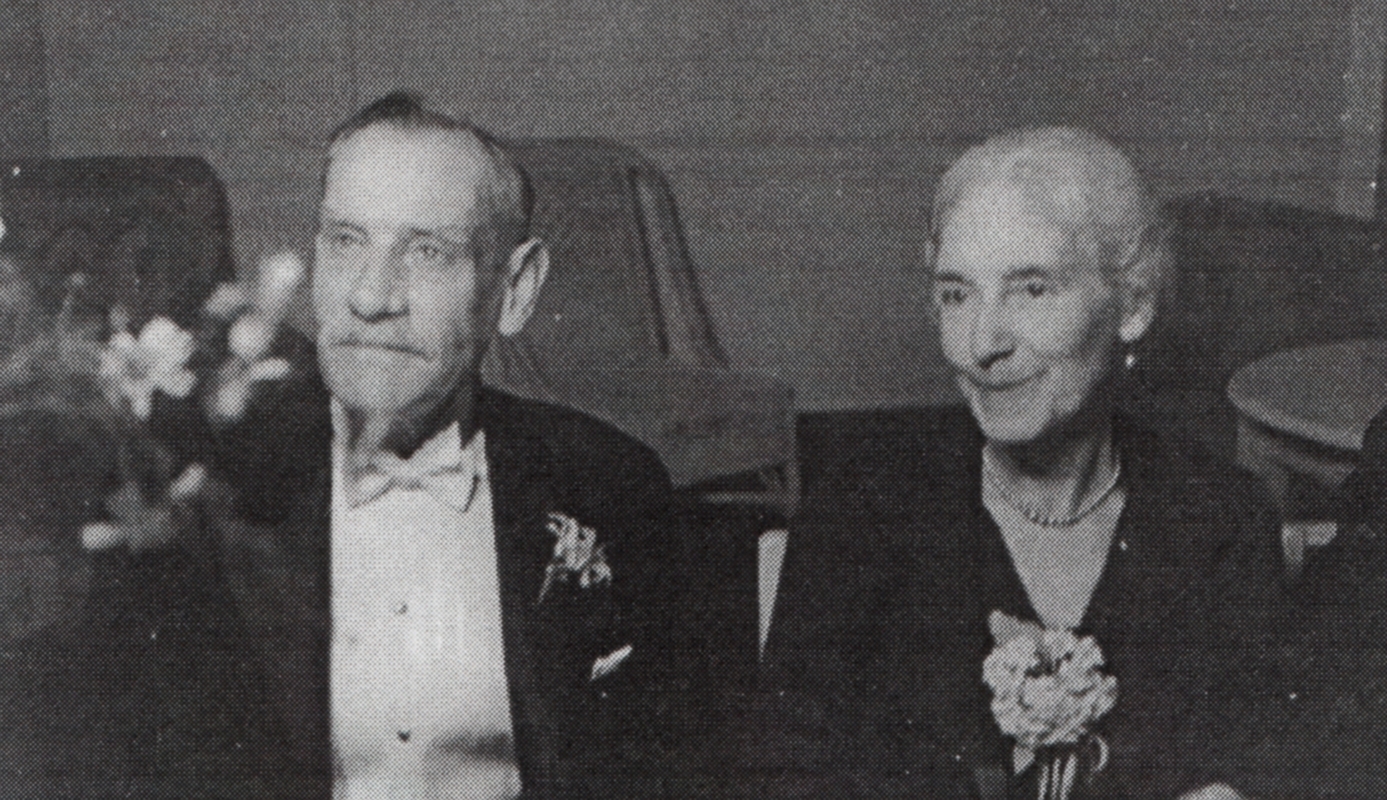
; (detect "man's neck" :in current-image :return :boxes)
[336,383,482,462]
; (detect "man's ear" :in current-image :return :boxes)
[496,238,550,337]
[1118,283,1157,345]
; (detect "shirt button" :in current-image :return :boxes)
[398,730,411,742]
[393,602,408,616]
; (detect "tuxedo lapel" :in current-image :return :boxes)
[481,391,582,795]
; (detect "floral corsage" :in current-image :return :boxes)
[982,610,1117,799]
[536,512,612,604]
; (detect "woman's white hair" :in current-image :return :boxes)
[929,126,1171,303]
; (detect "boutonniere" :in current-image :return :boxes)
[536,512,612,604]
[982,611,1117,800]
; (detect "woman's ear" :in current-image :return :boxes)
[496,238,550,337]
[1118,283,1157,345]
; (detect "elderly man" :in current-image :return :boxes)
[111,93,696,799]
[272,93,697,798]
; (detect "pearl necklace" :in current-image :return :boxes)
[981,448,1124,528]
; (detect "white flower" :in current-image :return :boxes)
[98,316,196,420]
[209,354,290,421]
[254,251,304,323]
[983,611,1119,774]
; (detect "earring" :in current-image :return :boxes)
[1124,351,1137,370]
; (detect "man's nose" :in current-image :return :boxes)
[970,297,1016,370]
[347,249,407,322]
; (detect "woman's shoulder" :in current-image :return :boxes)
[1119,415,1275,524]
[1117,415,1282,583]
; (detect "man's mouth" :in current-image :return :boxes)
[333,339,428,358]
[963,373,1036,393]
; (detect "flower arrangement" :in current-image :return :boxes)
[0,244,304,555]
[983,610,1117,799]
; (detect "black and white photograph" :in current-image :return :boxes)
[1,2,1385,798]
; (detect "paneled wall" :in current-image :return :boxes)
[30,0,1370,409]
[0,0,47,159]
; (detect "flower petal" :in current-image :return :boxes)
[212,377,252,421]
[255,252,304,322]
[81,522,126,551]
[228,313,274,361]
[203,282,251,319]
[157,367,197,399]
[169,463,208,502]
[139,317,195,366]
[245,357,290,382]
[129,384,155,419]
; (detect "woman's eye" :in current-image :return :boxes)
[1023,281,1049,298]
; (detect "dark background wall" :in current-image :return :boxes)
[3,0,1369,409]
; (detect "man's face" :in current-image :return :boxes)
[313,125,498,421]
[931,182,1125,444]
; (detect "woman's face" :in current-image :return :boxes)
[932,183,1131,445]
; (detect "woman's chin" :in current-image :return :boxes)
[968,394,1054,444]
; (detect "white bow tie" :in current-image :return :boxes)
[344,430,483,512]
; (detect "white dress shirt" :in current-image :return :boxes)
[330,410,520,800]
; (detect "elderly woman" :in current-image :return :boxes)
[755,128,1287,799]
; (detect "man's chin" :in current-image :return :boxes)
[320,364,431,418]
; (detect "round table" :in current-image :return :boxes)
[1227,339,1387,572]
[1228,339,1387,452]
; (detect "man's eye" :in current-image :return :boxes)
[1023,281,1049,298]
[405,241,450,265]
[323,231,364,252]
[935,287,968,306]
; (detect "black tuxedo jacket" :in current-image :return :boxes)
[2,387,700,799]
[751,406,1288,799]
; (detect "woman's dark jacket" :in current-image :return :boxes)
[752,406,1288,799]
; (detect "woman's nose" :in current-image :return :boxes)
[348,249,407,321]
[970,299,1016,369]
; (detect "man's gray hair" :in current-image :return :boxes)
[930,126,1171,301]
[323,91,534,270]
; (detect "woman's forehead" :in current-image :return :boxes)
[943,178,1108,265]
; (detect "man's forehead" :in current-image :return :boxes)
[321,126,489,231]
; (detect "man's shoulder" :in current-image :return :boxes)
[479,388,670,487]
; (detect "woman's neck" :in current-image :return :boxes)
[984,410,1120,524]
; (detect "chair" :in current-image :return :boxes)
[485,139,798,512]
[0,157,233,326]
[1126,194,1387,574]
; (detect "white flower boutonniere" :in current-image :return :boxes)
[536,512,612,604]
[983,610,1117,800]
